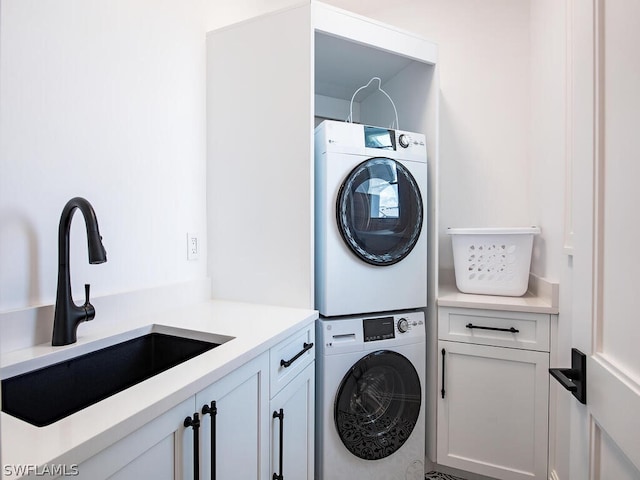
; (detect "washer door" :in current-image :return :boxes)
[334,350,422,460]
[337,157,423,266]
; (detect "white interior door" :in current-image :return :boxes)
[569,1,640,478]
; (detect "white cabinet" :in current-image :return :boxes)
[195,352,269,480]
[269,363,315,480]
[77,352,270,480]
[437,307,550,480]
[268,323,315,480]
[77,323,315,480]
[77,397,195,480]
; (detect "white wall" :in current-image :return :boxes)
[0,0,562,311]
[205,0,301,30]
[529,0,567,282]
[0,0,208,312]
[0,0,571,474]
[0,0,567,323]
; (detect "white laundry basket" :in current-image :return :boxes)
[448,227,541,296]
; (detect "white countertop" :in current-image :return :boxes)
[437,274,559,314]
[1,300,318,479]
[437,286,558,314]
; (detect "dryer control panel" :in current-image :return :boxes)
[316,120,427,163]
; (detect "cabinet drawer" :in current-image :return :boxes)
[270,323,315,397]
[438,307,550,352]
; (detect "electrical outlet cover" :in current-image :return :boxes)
[187,232,199,260]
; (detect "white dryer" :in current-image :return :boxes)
[315,311,426,480]
[314,120,428,317]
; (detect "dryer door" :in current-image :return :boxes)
[336,157,423,266]
[334,350,421,460]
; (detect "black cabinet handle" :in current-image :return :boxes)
[466,323,519,333]
[272,409,284,480]
[441,348,446,399]
[184,413,201,480]
[280,342,314,368]
[202,401,217,480]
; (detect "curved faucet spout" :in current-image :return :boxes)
[52,197,107,346]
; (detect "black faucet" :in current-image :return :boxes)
[52,197,107,346]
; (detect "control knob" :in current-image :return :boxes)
[397,318,409,333]
[398,134,410,148]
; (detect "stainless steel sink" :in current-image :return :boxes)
[1,327,233,427]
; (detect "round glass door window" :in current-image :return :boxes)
[334,350,422,460]
[336,157,423,266]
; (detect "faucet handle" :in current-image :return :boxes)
[84,283,96,322]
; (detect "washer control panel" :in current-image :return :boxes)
[319,311,425,354]
[363,316,395,342]
[362,312,425,342]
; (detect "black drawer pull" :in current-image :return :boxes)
[202,401,217,480]
[280,342,314,368]
[273,409,284,480]
[441,348,446,399]
[184,413,201,480]
[466,323,519,334]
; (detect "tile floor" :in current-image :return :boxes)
[425,472,466,480]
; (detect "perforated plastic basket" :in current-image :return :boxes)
[448,227,540,296]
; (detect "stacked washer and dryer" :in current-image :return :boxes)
[314,119,428,480]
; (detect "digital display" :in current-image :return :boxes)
[364,126,396,150]
[363,316,395,342]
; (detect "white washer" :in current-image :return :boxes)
[316,311,426,480]
[315,120,428,317]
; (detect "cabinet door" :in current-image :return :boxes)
[269,362,315,480]
[77,397,194,480]
[195,352,269,480]
[437,341,549,480]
